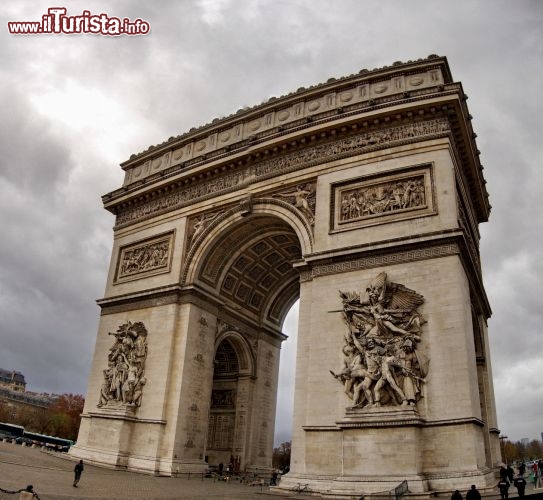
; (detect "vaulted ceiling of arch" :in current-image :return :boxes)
[197,216,301,325]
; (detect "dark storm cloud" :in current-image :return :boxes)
[0,86,112,393]
[1,0,542,445]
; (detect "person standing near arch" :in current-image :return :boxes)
[73,460,84,487]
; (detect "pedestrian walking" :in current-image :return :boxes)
[73,459,84,487]
[513,475,527,497]
[519,462,526,476]
[532,461,541,489]
[506,465,514,484]
[466,484,481,500]
[497,478,510,500]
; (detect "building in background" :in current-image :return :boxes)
[0,368,55,422]
[0,369,26,392]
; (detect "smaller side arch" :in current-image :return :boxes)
[214,330,256,378]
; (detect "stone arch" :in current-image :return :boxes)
[214,329,256,378]
[73,57,499,496]
[205,331,259,469]
[183,199,311,327]
[183,197,313,284]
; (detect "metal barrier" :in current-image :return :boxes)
[391,480,408,500]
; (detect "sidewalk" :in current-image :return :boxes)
[0,441,285,499]
[1,441,541,499]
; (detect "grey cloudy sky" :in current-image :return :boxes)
[1,1,542,446]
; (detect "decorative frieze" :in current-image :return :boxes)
[299,243,460,282]
[115,118,450,228]
[121,65,446,186]
[114,232,174,283]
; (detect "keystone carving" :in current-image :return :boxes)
[330,272,429,409]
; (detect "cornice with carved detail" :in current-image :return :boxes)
[113,118,451,228]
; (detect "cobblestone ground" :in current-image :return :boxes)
[0,442,289,499]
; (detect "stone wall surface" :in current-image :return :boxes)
[73,56,498,497]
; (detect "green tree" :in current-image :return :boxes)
[525,440,543,460]
[46,394,85,441]
[272,441,291,470]
[23,393,85,441]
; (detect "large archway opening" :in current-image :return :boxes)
[189,211,307,471]
[206,337,246,469]
[191,214,304,329]
[273,300,299,449]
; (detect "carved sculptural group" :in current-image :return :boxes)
[98,321,148,408]
[340,175,426,223]
[331,272,428,409]
[119,241,170,278]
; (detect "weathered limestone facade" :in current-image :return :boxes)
[71,56,500,496]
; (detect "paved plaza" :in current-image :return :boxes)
[0,442,287,499]
[1,441,540,500]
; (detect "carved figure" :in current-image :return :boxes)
[352,338,382,407]
[132,377,146,407]
[274,183,316,225]
[373,345,407,406]
[98,321,148,408]
[397,338,427,406]
[331,272,428,409]
[98,368,114,407]
[190,212,220,245]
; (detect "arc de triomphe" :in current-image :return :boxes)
[71,55,500,496]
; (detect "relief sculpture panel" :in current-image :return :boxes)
[330,272,429,409]
[340,175,425,222]
[331,165,435,232]
[98,321,148,409]
[115,232,174,283]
